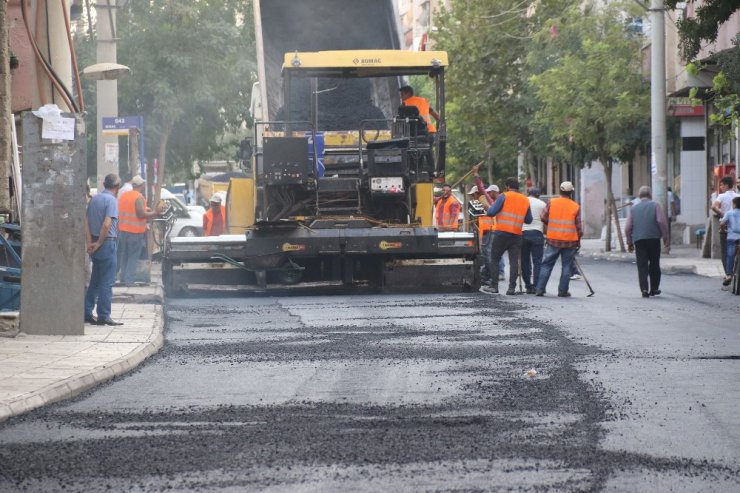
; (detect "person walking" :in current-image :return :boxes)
[117,176,162,286]
[434,183,461,232]
[625,186,669,298]
[521,188,546,294]
[480,177,532,295]
[84,174,123,326]
[711,176,739,288]
[536,181,582,297]
[203,194,226,236]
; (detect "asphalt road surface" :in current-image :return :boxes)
[1,257,738,492]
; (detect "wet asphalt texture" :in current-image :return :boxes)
[0,258,738,492]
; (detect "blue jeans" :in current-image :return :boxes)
[479,232,506,284]
[521,230,544,289]
[85,239,117,320]
[727,239,739,276]
[536,244,577,294]
[118,231,146,285]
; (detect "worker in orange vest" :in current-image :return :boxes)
[434,183,461,232]
[535,181,583,297]
[117,175,162,286]
[399,85,440,134]
[203,194,225,236]
[479,177,532,295]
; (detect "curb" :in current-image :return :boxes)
[0,305,165,423]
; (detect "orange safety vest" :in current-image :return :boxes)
[203,205,225,236]
[478,215,496,234]
[546,197,580,241]
[403,95,437,133]
[493,191,529,235]
[118,190,147,234]
[435,195,460,231]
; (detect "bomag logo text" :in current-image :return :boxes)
[354,58,382,64]
[379,241,403,250]
[282,243,306,252]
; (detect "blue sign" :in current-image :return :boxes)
[101,116,145,177]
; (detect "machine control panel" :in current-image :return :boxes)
[371,177,405,193]
[263,137,313,186]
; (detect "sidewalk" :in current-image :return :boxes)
[0,272,165,423]
[579,238,726,278]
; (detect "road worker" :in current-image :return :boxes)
[203,194,225,236]
[399,85,440,134]
[117,175,162,286]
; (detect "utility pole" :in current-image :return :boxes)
[96,0,120,189]
[0,0,11,213]
[650,0,668,233]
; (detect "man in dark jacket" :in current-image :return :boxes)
[625,186,669,298]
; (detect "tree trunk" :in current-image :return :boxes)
[0,1,12,214]
[154,117,174,208]
[603,156,613,252]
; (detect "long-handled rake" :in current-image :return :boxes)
[573,257,595,297]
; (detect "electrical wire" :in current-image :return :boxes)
[62,0,85,111]
[21,0,80,112]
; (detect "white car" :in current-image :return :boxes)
[160,188,204,237]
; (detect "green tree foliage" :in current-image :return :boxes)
[665,0,740,61]
[529,2,649,251]
[433,0,576,186]
[75,0,256,183]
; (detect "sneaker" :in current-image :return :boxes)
[506,287,516,295]
[570,274,582,281]
[498,273,506,281]
[557,291,571,297]
[649,289,661,296]
[480,285,499,295]
[535,290,545,297]
[525,287,536,294]
[642,290,650,298]
[722,276,732,287]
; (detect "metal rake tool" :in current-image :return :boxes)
[574,257,595,297]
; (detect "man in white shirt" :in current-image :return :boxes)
[521,188,547,294]
[711,175,740,285]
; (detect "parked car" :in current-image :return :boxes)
[159,188,204,237]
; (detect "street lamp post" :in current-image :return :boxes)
[650,0,668,241]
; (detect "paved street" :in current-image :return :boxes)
[0,257,738,492]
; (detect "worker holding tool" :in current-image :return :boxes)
[117,175,163,286]
[521,187,546,294]
[625,186,669,298]
[480,176,532,295]
[471,164,505,284]
[535,181,582,297]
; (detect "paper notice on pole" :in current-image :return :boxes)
[41,117,75,140]
[650,152,657,175]
[105,143,119,163]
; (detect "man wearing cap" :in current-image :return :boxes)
[522,187,547,294]
[204,194,226,236]
[434,183,461,232]
[625,186,669,298]
[117,175,162,286]
[482,176,533,295]
[536,181,582,297]
[85,174,122,326]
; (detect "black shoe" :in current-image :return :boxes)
[506,287,516,295]
[649,289,661,296]
[84,315,97,324]
[557,291,571,297]
[535,290,545,297]
[642,290,650,298]
[525,287,536,294]
[97,318,123,326]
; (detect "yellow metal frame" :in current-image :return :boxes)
[283,50,448,77]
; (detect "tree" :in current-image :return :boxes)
[530,2,650,251]
[665,0,740,61]
[75,0,256,186]
[434,0,576,186]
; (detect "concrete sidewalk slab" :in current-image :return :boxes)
[0,274,165,423]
